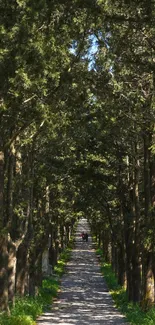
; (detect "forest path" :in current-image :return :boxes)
[37,218,129,325]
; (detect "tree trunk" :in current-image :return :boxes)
[0,236,9,312]
[49,226,55,268]
[102,229,111,263]
[152,255,155,303]
[5,144,17,305]
[65,224,70,246]
[142,130,154,304]
[42,248,50,276]
[132,252,141,302]
[143,252,154,309]
[0,144,4,230]
[117,242,126,287]
[16,242,29,296]
[8,240,16,305]
[49,244,57,268]
[111,242,117,275]
[29,251,42,297]
[15,146,34,297]
[0,141,9,312]
[143,131,151,218]
[29,241,45,297]
[132,141,141,302]
[124,211,133,301]
[98,227,101,248]
[126,246,133,301]
[60,223,64,250]
[6,143,15,227]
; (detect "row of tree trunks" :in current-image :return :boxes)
[91,122,155,306]
[0,133,75,312]
[0,208,74,311]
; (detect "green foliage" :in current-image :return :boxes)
[39,277,59,306]
[0,234,74,325]
[54,248,72,277]
[11,298,42,319]
[42,278,58,298]
[0,277,59,325]
[1,0,155,316]
[68,235,76,249]
[97,248,155,325]
[101,263,120,290]
[0,314,35,325]
[96,249,119,290]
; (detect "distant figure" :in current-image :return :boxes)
[81,232,88,242]
[85,233,88,242]
[81,232,85,241]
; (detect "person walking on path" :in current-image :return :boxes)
[37,218,129,325]
[81,231,88,241]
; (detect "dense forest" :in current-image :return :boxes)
[0,0,155,314]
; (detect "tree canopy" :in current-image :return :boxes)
[0,0,155,313]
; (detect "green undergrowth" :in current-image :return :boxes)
[54,234,75,277]
[54,246,72,277]
[96,248,155,325]
[0,277,58,325]
[0,237,75,325]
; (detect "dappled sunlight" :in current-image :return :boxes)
[37,218,128,325]
[38,308,126,325]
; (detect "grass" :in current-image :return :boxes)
[0,277,59,325]
[0,237,75,325]
[54,247,72,277]
[96,248,155,325]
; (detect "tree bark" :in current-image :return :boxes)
[6,143,15,228]
[143,252,154,309]
[142,130,154,304]
[102,229,111,263]
[117,242,126,287]
[0,140,9,312]
[111,242,117,276]
[15,242,29,296]
[0,144,4,230]
[0,236,9,312]
[8,240,17,305]
[132,141,141,302]
[124,211,134,301]
[29,250,42,297]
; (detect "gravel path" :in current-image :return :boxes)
[37,218,129,325]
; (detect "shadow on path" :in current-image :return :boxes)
[37,218,129,325]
